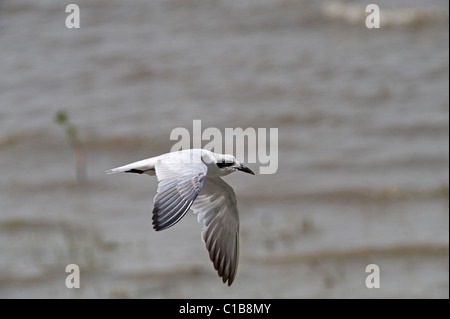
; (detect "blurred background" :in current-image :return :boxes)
[0,0,448,298]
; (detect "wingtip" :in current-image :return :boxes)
[219,266,236,286]
[220,273,235,286]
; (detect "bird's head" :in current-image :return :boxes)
[207,153,255,177]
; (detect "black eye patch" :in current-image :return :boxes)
[217,161,234,168]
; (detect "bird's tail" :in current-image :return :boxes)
[105,157,158,175]
[105,167,123,174]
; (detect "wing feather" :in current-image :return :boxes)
[191,178,240,286]
[152,157,207,231]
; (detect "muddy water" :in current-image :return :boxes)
[0,0,448,298]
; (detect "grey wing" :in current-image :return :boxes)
[152,159,207,231]
[191,178,240,286]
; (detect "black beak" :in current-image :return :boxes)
[236,164,255,175]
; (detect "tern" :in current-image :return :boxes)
[106,149,254,286]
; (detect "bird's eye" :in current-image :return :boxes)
[217,161,234,168]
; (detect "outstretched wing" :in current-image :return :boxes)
[191,178,240,286]
[152,157,207,231]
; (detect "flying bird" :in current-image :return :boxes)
[106,149,254,286]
